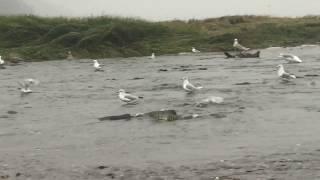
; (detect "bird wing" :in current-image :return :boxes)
[281,72,295,79]
[235,43,250,51]
[185,82,202,90]
[124,93,139,100]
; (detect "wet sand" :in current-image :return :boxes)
[1,46,320,179]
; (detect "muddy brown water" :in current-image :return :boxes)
[1,46,320,179]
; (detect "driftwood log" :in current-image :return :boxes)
[224,51,260,58]
[99,110,179,121]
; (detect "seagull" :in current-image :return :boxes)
[93,60,103,71]
[118,89,143,104]
[233,38,250,51]
[0,56,4,65]
[149,53,155,59]
[196,96,224,107]
[182,77,203,92]
[192,47,200,53]
[18,78,40,94]
[277,64,296,80]
[279,53,302,63]
[201,96,224,104]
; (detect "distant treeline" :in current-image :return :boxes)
[0,15,320,61]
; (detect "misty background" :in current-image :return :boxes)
[0,0,320,20]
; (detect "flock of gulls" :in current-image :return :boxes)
[0,38,303,104]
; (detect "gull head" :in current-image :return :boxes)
[119,89,125,93]
[182,77,188,81]
[277,64,284,74]
[234,38,238,42]
[25,78,40,86]
[277,64,283,68]
[93,60,98,63]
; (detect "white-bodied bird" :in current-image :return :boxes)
[93,60,103,71]
[277,64,296,80]
[18,78,40,93]
[182,77,203,92]
[149,53,155,59]
[0,56,4,65]
[201,96,224,104]
[279,53,302,63]
[118,89,143,104]
[192,47,200,53]
[233,38,250,51]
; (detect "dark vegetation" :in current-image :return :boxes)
[0,15,320,61]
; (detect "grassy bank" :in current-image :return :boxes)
[0,15,320,61]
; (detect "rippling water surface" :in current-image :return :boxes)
[1,46,320,179]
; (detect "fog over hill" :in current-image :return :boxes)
[1,0,320,20]
[0,0,33,15]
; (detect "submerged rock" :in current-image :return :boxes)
[7,110,18,115]
[234,82,251,85]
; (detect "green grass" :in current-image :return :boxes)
[0,15,320,61]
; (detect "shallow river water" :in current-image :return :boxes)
[1,46,320,179]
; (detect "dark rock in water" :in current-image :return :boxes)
[198,68,208,70]
[0,115,9,118]
[97,165,109,170]
[234,82,251,85]
[131,77,144,80]
[210,113,227,118]
[7,111,18,115]
[0,175,10,179]
[224,51,260,58]
[0,65,6,69]
[146,110,179,121]
[305,74,319,77]
[99,114,132,121]
[158,69,168,72]
[180,69,192,71]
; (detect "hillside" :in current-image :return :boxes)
[0,15,320,61]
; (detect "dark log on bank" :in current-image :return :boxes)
[224,51,260,58]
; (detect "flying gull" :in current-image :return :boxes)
[118,89,143,104]
[279,53,302,63]
[182,77,203,92]
[277,64,296,80]
[233,38,250,51]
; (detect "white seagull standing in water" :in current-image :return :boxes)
[233,38,250,51]
[118,89,143,104]
[279,53,302,63]
[192,47,200,53]
[0,56,4,65]
[93,60,103,71]
[277,64,296,80]
[149,53,155,59]
[18,78,40,94]
[182,77,203,93]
